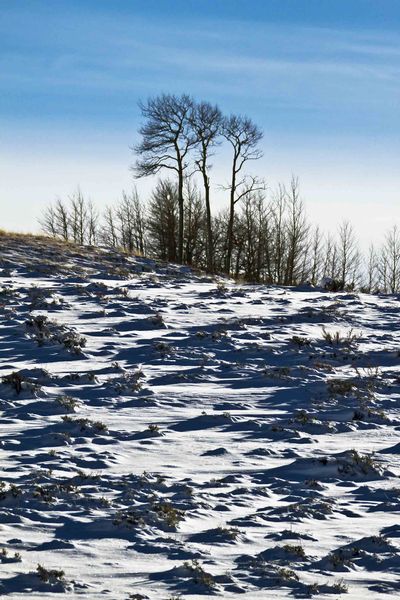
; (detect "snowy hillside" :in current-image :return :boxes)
[0,233,399,599]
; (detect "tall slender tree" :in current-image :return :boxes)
[379,226,400,293]
[221,114,264,274]
[147,179,178,262]
[133,94,197,263]
[115,189,146,254]
[284,177,309,285]
[337,221,360,289]
[190,101,222,271]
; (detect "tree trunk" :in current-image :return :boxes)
[225,161,236,274]
[202,174,213,272]
[177,163,184,264]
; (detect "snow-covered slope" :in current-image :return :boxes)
[0,233,399,599]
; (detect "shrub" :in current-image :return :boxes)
[2,371,24,394]
[56,395,78,412]
[152,501,184,528]
[183,559,216,589]
[291,335,311,348]
[36,564,65,584]
[276,567,299,581]
[148,312,165,327]
[25,315,86,354]
[323,278,345,292]
[322,327,359,347]
[283,544,306,558]
[332,579,349,593]
[0,548,22,563]
[61,416,108,433]
[327,378,354,396]
[217,526,239,540]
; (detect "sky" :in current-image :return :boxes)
[1,0,400,247]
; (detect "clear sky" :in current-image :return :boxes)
[1,0,400,246]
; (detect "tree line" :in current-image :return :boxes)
[40,93,400,293]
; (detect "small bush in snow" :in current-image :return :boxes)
[61,416,108,433]
[217,526,240,541]
[276,567,299,581]
[328,378,354,396]
[283,544,306,558]
[56,395,79,412]
[1,371,41,395]
[36,564,65,584]
[0,548,22,563]
[291,335,311,348]
[321,327,359,347]
[332,578,349,593]
[183,559,216,589]
[152,501,184,528]
[25,314,86,354]
[148,312,165,327]
[2,371,24,394]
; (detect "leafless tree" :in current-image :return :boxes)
[379,226,400,293]
[147,179,178,262]
[238,191,268,282]
[115,189,146,254]
[322,233,338,282]
[364,244,379,293]
[309,226,324,286]
[284,177,309,285]
[133,94,197,263]
[87,201,99,246]
[221,114,264,274]
[190,101,222,271]
[39,204,58,238]
[337,221,360,289]
[69,189,89,245]
[183,179,206,266]
[101,206,118,248]
[212,208,230,273]
[270,184,287,284]
[39,198,70,241]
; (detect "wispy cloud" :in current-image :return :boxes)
[1,0,400,235]
[2,12,400,117]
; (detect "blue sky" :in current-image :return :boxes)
[1,0,400,243]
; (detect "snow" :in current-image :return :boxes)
[0,234,399,598]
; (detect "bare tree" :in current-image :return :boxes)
[133,94,197,263]
[284,177,309,285]
[270,184,287,284]
[183,178,206,266]
[69,189,88,245]
[101,206,118,248]
[337,221,360,289]
[322,233,338,282]
[309,226,324,286]
[212,208,230,273]
[364,244,378,293]
[379,226,400,293]
[87,201,99,246]
[147,179,178,262]
[190,101,222,271]
[238,191,268,282]
[39,204,58,238]
[115,189,145,254]
[221,114,264,274]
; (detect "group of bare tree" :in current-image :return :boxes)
[40,190,99,246]
[40,178,400,293]
[133,94,265,274]
[39,93,400,293]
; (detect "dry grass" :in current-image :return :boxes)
[0,229,65,243]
